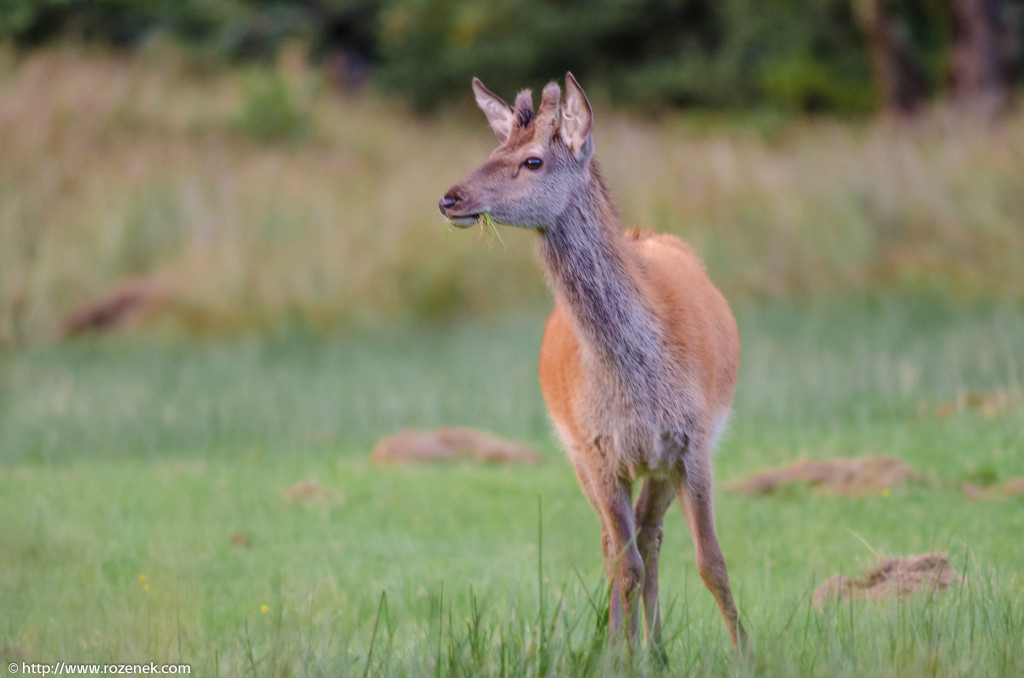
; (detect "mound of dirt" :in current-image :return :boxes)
[726,457,924,495]
[229,531,251,548]
[813,552,964,608]
[962,477,1024,500]
[371,428,540,465]
[63,275,172,336]
[280,479,343,506]
[932,390,1014,420]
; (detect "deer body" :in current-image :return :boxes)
[540,232,738,478]
[439,74,745,652]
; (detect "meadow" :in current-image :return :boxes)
[2,48,1024,345]
[2,300,1024,676]
[1,47,1024,676]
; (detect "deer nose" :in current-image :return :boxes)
[438,190,460,214]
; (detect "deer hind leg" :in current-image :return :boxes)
[675,450,747,652]
[633,477,675,654]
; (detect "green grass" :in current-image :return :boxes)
[2,299,1024,676]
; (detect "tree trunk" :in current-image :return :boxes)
[950,0,1012,117]
[853,0,928,115]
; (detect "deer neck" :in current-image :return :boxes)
[538,163,662,385]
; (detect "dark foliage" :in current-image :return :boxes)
[1,0,1020,113]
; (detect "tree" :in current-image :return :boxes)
[853,0,928,115]
[950,0,1013,117]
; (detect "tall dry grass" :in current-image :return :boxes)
[1,47,1022,345]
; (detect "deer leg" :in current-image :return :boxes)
[676,452,747,653]
[634,477,675,655]
[569,457,622,620]
[599,527,625,631]
[592,472,643,642]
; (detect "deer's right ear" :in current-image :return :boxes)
[472,78,515,143]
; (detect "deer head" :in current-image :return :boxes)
[439,72,594,230]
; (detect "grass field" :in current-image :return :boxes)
[2,42,1023,678]
[2,299,1023,676]
[2,48,1024,345]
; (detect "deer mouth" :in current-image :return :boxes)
[444,213,481,228]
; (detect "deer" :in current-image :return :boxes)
[438,73,746,654]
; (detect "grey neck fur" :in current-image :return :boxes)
[538,163,665,397]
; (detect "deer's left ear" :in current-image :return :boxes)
[472,78,515,143]
[559,72,593,159]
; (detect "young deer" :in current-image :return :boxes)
[438,73,745,652]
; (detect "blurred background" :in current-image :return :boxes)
[1,0,1022,344]
[2,2,1024,675]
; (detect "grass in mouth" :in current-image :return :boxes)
[442,212,505,253]
[480,211,507,253]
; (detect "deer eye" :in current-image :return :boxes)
[524,157,543,170]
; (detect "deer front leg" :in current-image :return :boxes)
[568,457,626,627]
[634,477,676,655]
[593,472,643,642]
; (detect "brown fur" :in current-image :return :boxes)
[441,74,745,653]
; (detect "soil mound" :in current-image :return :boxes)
[280,479,343,506]
[63,276,171,336]
[727,457,923,495]
[372,428,540,465]
[962,477,1024,500]
[932,390,1013,420]
[813,552,964,607]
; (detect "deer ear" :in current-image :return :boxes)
[472,78,514,143]
[559,72,593,159]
